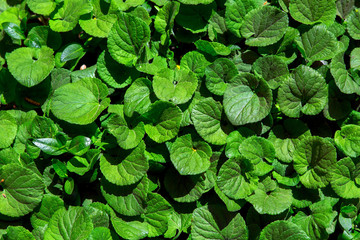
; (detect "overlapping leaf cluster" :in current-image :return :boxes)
[1,0,360,239]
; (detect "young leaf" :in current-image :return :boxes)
[6,46,55,87]
[0,112,17,149]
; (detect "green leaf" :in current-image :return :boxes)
[49,0,93,32]
[111,214,148,240]
[224,73,272,126]
[164,166,215,202]
[60,43,84,62]
[194,40,231,56]
[350,47,360,70]
[97,51,139,89]
[334,124,360,158]
[124,78,152,118]
[169,134,212,175]
[25,26,62,50]
[253,55,289,89]
[30,194,65,229]
[67,156,90,176]
[347,9,360,40]
[6,226,35,240]
[293,136,337,189]
[292,200,337,239]
[107,12,150,66]
[239,136,275,164]
[101,177,148,216]
[110,0,145,11]
[0,112,17,149]
[64,177,75,195]
[205,58,238,96]
[225,0,258,38]
[0,164,44,217]
[289,0,336,25]
[100,141,148,186]
[79,13,117,38]
[178,0,214,4]
[143,193,172,237]
[330,51,360,95]
[154,1,180,45]
[175,3,215,33]
[88,227,113,240]
[27,0,56,16]
[6,46,55,87]
[191,205,248,240]
[241,6,289,47]
[44,206,93,240]
[2,22,25,40]
[329,157,360,199]
[33,138,67,155]
[336,0,354,19]
[268,119,311,163]
[104,106,145,150]
[277,65,328,118]
[153,68,198,105]
[295,24,338,63]
[191,98,228,145]
[143,101,182,143]
[68,136,91,156]
[51,78,110,125]
[52,159,68,178]
[246,177,293,215]
[180,51,210,77]
[217,157,257,199]
[259,220,310,240]
[225,128,256,159]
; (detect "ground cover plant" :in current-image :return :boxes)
[1,0,360,239]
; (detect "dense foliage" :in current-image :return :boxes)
[1,0,360,239]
